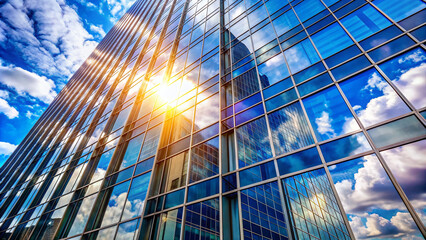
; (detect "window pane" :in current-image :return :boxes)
[380,140,426,225]
[303,86,359,141]
[239,161,276,187]
[311,23,353,58]
[121,172,151,220]
[272,9,300,36]
[184,198,220,240]
[268,102,314,155]
[341,4,391,41]
[187,178,219,202]
[277,147,322,175]
[116,218,140,240]
[120,134,144,170]
[189,137,219,183]
[258,54,289,88]
[284,39,320,73]
[100,180,131,227]
[240,182,289,239]
[236,117,272,167]
[329,155,423,239]
[293,0,325,23]
[378,47,426,109]
[194,93,219,130]
[367,115,426,148]
[339,69,410,127]
[282,169,351,240]
[320,132,372,162]
[373,0,425,22]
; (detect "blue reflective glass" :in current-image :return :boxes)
[380,140,426,226]
[368,115,426,148]
[235,93,262,113]
[116,218,140,240]
[164,189,185,209]
[189,137,219,183]
[120,134,144,169]
[223,173,237,192]
[122,172,151,220]
[341,4,391,41]
[187,177,219,202]
[192,123,219,145]
[251,24,277,50]
[184,198,220,239]
[99,180,131,227]
[236,117,272,167]
[294,0,325,22]
[359,25,402,51]
[339,69,410,126]
[91,148,114,182]
[325,45,362,68]
[199,53,219,82]
[303,86,359,141]
[378,47,426,109]
[235,104,264,125]
[297,72,333,96]
[232,60,255,78]
[284,39,320,73]
[233,68,260,101]
[262,77,293,98]
[258,54,289,88]
[320,132,371,162]
[240,161,276,187]
[329,155,423,239]
[369,35,415,62]
[293,61,326,84]
[311,22,353,58]
[277,147,322,175]
[282,168,351,239]
[265,88,298,112]
[268,102,314,155]
[240,182,289,239]
[331,55,371,80]
[374,0,425,22]
[272,9,299,36]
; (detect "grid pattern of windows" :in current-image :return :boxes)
[0,0,425,239]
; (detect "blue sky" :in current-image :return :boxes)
[0,0,136,167]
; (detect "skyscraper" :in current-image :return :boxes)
[0,0,425,239]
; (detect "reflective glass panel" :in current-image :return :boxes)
[268,102,314,155]
[329,155,423,239]
[283,169,351,240]
[277,147,322,175]
[303,86,359,141]
[339,69,410,127]
[378,47,426,109]
[184,198,220,240]
[311,22,353,58]
[236,117,272,167]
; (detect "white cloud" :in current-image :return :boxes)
[0,89,9,99]
[107,0,136,20]
[0,65,57,103]
[356,72,410,127]
[394,63,426,109]
[0,98,18,119]
[0,141,17,156]
[315,111,336,137]
[90,24,106,37]
[0,0,99,80]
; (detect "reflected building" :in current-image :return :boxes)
[0,0,425,239]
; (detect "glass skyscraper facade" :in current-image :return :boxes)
[0,0,425,239]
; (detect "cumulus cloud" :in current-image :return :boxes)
[0,141,17,156]
[107,0,136,21]
[0,65,57,103]
[332,154,423,239]
[0,0,98,80]
[315,111,336,137]
[90,24,106,37]
[0,98,19,119]
[394,64,426,109]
